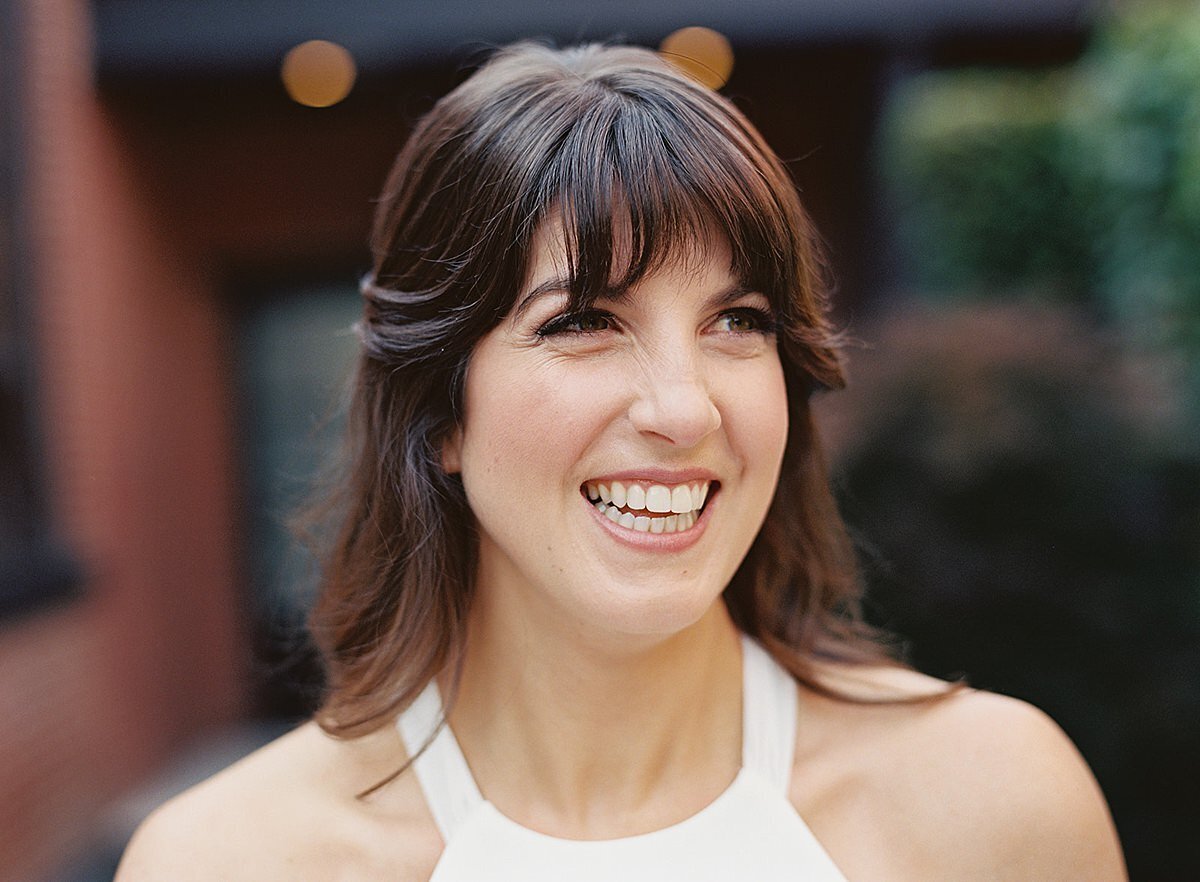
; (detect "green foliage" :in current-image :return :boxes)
[882,1,1200,420]
[885,70,1092,299]
[1067,1,1200,406]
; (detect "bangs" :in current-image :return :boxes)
[366,41,843,392]
[528,82,801,317]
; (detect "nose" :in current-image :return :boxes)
[627,361,722,448]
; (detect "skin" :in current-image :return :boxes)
[436,227,784,830]
[115,229,1128,881]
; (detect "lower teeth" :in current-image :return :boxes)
[593,501,697,533]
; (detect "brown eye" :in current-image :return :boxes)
[537,309,616,337]
[712,307,776,335]
[571,312,612,332]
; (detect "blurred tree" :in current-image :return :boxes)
[884,69,1091,300]
[819,302,1200,882]
[1067,1,1200,425]
[882,0,1200,426]
[847,3,1200,877]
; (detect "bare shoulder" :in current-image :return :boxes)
[793,663,1127,881]
[115,721,441,882]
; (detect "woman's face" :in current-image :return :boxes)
[443,224,789,642]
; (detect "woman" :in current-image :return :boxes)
[117,42,1126,880]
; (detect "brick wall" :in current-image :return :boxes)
[1,2,248,879]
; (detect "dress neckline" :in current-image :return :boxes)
[396,633,800,843]
[468,766,756,845]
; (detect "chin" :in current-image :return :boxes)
[572,583,728,645]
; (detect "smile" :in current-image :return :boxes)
[582,480,713,534]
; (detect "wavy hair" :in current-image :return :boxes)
[308,41,900,740]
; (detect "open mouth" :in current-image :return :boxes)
[581,479,718,534]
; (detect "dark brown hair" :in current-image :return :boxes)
[309,41,902,739]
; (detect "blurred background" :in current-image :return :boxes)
[2,0,1197,879]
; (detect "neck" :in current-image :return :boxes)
[444,591,744,839]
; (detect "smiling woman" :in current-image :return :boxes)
[115,41,1127,881]
[443,227,789,642]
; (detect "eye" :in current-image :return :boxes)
[536,308,617,337]
[711,307,777,335]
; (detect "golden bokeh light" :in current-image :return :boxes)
[659,27,734,90]
[281,40,357,108]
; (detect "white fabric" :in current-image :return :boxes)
[395,676,483,838]
[740,635,799,792]
[396,634,850,881]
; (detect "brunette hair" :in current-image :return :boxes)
[309,41,900,739]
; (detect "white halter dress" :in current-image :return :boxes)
[396,635,850,881]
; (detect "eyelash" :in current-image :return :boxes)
[713,307,779,335]
[535,307,779,338]
[536,309,617,337]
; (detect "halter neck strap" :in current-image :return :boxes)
[396,679,484,840]
[396,633,799,840]
[740,636,799,793]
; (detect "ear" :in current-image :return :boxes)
[441,427,463,474]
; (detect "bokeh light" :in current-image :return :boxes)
[281,40,356,108]
[659,27,734,90]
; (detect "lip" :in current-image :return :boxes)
[582,467,719,485]
[582,481,717,552]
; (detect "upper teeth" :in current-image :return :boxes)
[585,480,710,514]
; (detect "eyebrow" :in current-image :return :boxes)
[513,277,759,322]
[513,278,575,322]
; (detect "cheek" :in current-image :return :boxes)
[723,362,789,464]
[765,369,791,453]
[460,358,622,484]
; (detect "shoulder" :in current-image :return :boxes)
[115,721,441,882]
[792,665,1127,881]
